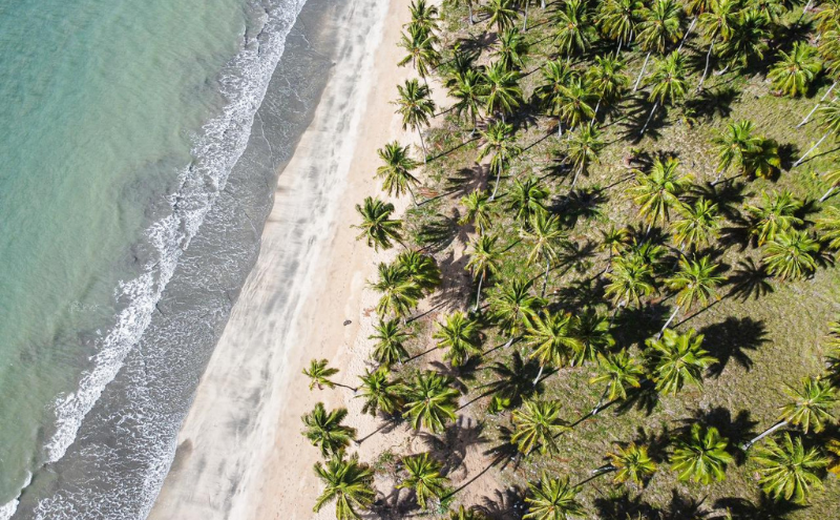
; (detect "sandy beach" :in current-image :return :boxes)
[149,0,477,518]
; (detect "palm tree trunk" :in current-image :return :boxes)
[658,305,680,337]
[533,364,545,386]
[678,16,697,52]
[591,99,602,124]
[468,1,474,24]
[698,36,718,91]
[633,52,652,92]
[336,382,359,393]
[408,185,419,206]
[797,83,837,128]
[616,38,623,56]
[522,1,529,31]
[639,101,659,137]
[490,167,502,200]
[794,131,829,166]
[557,119,563,138]
[820,186,836,202]
[590,385,612,415]
[541,0,545,8]
[418,128,428,163]
[742,420,788,450]
[571,163,583,187]
[474,272,485,311]
[541,257,550,298]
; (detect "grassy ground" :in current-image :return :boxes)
[382,1,840,518]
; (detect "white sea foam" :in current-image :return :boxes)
[0,0,307,517]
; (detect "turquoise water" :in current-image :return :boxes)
[0,0,304,515]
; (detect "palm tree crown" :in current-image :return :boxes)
[354,197,403,250]
[778,376,837,433]
[302,402,357,457]
[434,311,483,367]
[512,399,572,455]
[670,423,734,484]
[370,318,412,366]
[753,433,829,504]
[608,442,658,484]
[627,156,691,230]
[377,141,420,202]
[402,371,460,432]
[524,474,585,520]
[397,452,450,510]
[313,454,376,520]
[645,328,717,395]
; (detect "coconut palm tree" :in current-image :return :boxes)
[659,255,724,333]
[370,318,412,366]
[460,189,494,232]
[743,135,781,179]
[494,27,529,72]
[640,50,689,136]
[511,399,572,454]
[744,190,804,246]
[768,42,822,98]
[634,0,685,91]
[566,122,604,187]
[554,0,595,55]
[598,0,644,53]
[645,328,717,395]
[572,309,615,365]
[717,8,768,71]
[304,359,356,391]
[489,278,546,341]
[818,168,840,202]
[313,454,376,520]
[526,311,584,383]
[606,443,658,485]
[396,249,442,294]
[697,0,738,89]
[394,79,436,161]
[523,474,585,520]
[508,176,550,222]
[371,262,423,318]
[672,198,721,251]
[534,60,573,138]
[377,141,421,204]
[586,56,630,120]
[590,350,646,413]
[482,60,524,123]
[467,234,502,309]
[356,367,404,417]
[402,371,460,432]
[354,197,403,250]
[302,403,357,457]
[816,206,840,253]
[478,120,522,200]
[555,76,598,135]
[397,453,450,510]
[398,24,440,83]
[627,156,691,232]
[450,68,486,132]
[434,311,482,367]
[711,119,762,180]
[753,433,829,504]
[484,0,520,33]
[604,253,657,307]
[762,229,820,280]
[409,0,440,33]
[444,0,477,25]
[670,423,734,484]
[521,212,566,297]
[795,98,840,166]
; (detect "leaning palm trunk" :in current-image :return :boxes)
[541,257,550,298]
[468,1,474,24]
[797,85,837,128]
[658,304,681,337]
[678,16,697,52]
[474,272,485,311]
[571,163,584,187]
[490,166,503,200]
[533,364,545,386]
[557,119,564,138]
[698,36,718,91]
[820,185,836,202]
[639,101,659,137]
[742,420,788,450]
[794,131,830,166]
[408,185,419,206]
[633,52,652,92]
[522,1,529,30]
[589,385,612,416]
[418,128,428,163]
[591,99,602,124]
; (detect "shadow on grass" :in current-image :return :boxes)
[714,493,806,519]
[420,415,489,476]
[685,406,759,465]
[700,316,769,377]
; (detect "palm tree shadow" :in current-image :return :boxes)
[592,489,660,520]
[632,424,673,464]
[483,426,521,472]
[551,187,609,228]
[684,85,741,121]
[553,276,607,310]
[661,490,712,519]
[726,258,774,301]
[612,302,669,349]
[686,406,759,465]
[445,164,487,196]
[430,359,480,394]
[689,180,751,221]
[475,485,527,520]
[429,248,472,312]
[414,212,459,253]
[714,493,806,519]
[618,96,659,143]
[480,351,544,408]
[420,415,489,477]
[700,316,768,377]
[615,380,660,416]
[778,142,798,172]
[457,32,497,54]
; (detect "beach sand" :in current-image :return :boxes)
[150,0,503,518]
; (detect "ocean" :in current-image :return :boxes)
[0,0,318,516]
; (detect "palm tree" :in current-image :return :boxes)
[744,190,804,246]
[795,98,840,166]
[645,328,717,395]
[586,56,630,120]
[711,119,762,180]
[460,189,494,232]
[598,0,644,53]
[697,0,738,89]
[397,453,450,510]
[670,423,734,484]
[717,8,769,71]
[627,156,691,233]
[572,309,615,365]
[762,229,820,280]
[508,176,549,222]
[744,377,838,449]
[534,60,575,137]
[302,403,357,457]
[659,255,724,333]
[489,278,546,341]
[371,262,423,318]
[370,318,411,366]
[523,474,585,520]
[377,141,420,204]
[481,60,523,123]
[590,350,646,413]
[494,27,529,71]
[512,399,571,455]
[409,0,440,33]
[521,212,566,297]
[356,367,404,416]
[526,311,584,383]
[450,68,486,132]
[444,0,476,25]
[402,371,460,432]
[743,136,781,179]
[818,168,840,202]
[753,433,829,504]
[483,0,520,33]
[816,205,840,252]
[304,358,356,391]
[313,454,376,520]
[478,120,522,200]
[434,311,482,367]
[466,233,502,309]
[554,0,594,55]
[556,77,598,135]
[606,443,658,485]
[394,79,436,161]
[396,249,442,294]
[640,50,689,136]
[672,198,721,251]
[398,24,440,82]
[354,197,403,250]
[634,0,685,91]
[768,42,822,97]
[604,253,657,307]
[566,122,604,187]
